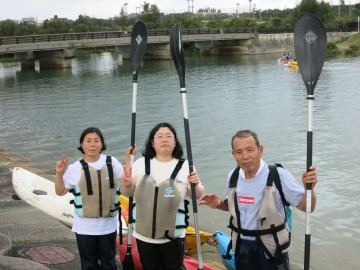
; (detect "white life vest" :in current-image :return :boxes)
[227,165,291,265]
[70,156,120,218]
[133,157,188,239]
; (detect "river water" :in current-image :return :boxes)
[1,52,359,269]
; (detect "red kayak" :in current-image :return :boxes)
[117,237,215,270]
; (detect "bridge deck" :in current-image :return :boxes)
[0,28,256,54]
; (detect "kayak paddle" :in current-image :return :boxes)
[170,22,204,270]
[294,13,327,270]
[122,20,147,270]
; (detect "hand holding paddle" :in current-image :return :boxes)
[294,13,327,270]
[122,146,136,188]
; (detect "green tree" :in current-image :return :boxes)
[73,15,97,32]
[293,0,335,27]
[42,15,72,34]
[0,20,18,36]
[138,2,161,29]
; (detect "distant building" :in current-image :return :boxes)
[21,17,38,26]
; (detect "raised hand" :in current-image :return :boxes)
[55,155,69,174]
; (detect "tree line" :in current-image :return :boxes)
[1,0,359,37]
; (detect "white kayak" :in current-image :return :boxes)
[12,167,127,234]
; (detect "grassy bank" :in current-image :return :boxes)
[328,32,360,56]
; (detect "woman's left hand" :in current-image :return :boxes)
[188,171,200,186]
[302,165,317,189]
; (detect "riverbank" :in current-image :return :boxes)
[0,149,224,269]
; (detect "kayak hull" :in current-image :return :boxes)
[12,167,74,227]
[216,231,235,270]
[12,167,127,234]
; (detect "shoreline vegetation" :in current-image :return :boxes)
[329,31,360,56]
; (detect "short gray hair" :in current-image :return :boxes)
[231,129,260,150]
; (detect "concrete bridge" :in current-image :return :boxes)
[0,28,257,70]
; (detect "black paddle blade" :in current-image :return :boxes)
[294,13,327,96]
[130,21,148,81]
[170,23,185,88]
[122,248,135,270]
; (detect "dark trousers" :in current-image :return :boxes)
[234,239,290,270]
[136,237,185,270]
[75,231,117,270]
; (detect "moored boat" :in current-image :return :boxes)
[12,167,127,234]
[216,231,235,270]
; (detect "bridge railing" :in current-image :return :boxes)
[0,28,255,46]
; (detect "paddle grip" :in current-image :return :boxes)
[128,196,134,224]
[306,131,313,190]
[183,118,198,213]
[131,113,136,150]
[304,234,311,270]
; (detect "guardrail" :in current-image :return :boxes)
[0,28,255,46]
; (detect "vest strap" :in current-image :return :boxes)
[145,157,150,175]
[106,155,114,188]
[170,158,185,180]
[80,159,93,195]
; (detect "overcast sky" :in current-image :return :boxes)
[0,0,340,21]
[1,0,299,21]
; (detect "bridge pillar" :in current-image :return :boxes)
[144,43,171,60]
[195,41,214,55]
[117,44,171,60]
[34,48,77,69]
[115,45,130,59]
[14,51,35,71]
[211,39,254,55]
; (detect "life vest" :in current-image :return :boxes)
[226,164,291,265]
[70,156,120,218]
[133,157,189,240]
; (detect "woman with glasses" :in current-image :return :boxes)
[122,122,204,270]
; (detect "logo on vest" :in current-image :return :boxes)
[164,187,175,197]
[238,196,255,204]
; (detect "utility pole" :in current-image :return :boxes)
[124,3,128,15]
[249,0,252,18]
[187,0,194,14]
[237,3,239,17]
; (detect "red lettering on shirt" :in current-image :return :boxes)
[238,196,255,204]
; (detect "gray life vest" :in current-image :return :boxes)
[226,164,291,265]
[133,157,189,240]
[70,156,120,218]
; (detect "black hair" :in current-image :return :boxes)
[231,129,260,150]
[142,122,183,159]
[77,127,107,154]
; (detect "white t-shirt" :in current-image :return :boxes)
[63,154,123,235]
[226,159,304,240]
[131,157,203,244]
